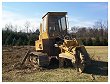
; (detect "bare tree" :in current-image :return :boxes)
[24,21,30,33]
[93,20,105,39]
[93,20,103,29]
[4,23,13,31]
[71,26,79,33]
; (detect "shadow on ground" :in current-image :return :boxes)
[84,60,108,76]
[13,58,108,77]
[47,58,108,76]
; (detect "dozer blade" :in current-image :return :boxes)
[76,46,91,73]
[79,46,91,65]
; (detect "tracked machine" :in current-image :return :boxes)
[18,12,91,73]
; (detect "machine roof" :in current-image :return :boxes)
[42,12,67,19]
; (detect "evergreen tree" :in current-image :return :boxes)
[12,37,16,46]
[5,34,13,45]
[95,37,100,46]
[81,38,87,46]
[16,38,22,46]
[102,38,108,46]
[87,38,93,46]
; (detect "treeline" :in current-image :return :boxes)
[70,27,108,46]
[2,20,108,46]
[2,24,40,46]
[70,21,108,46]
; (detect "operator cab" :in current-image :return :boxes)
[42,12,68,39]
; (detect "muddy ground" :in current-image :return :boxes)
[2,46,108,82]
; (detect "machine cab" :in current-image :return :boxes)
[36,12,68,52]
[40,12,68,39]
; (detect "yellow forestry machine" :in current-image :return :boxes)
[18,12,91,73]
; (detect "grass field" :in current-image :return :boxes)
[2,46,108,82]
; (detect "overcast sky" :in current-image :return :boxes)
[2,2,108,32]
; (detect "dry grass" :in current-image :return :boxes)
[85,46,108,62]
[2,46,108,82]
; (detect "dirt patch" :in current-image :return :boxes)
[2,46,35,71]
[2,46,108,82]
